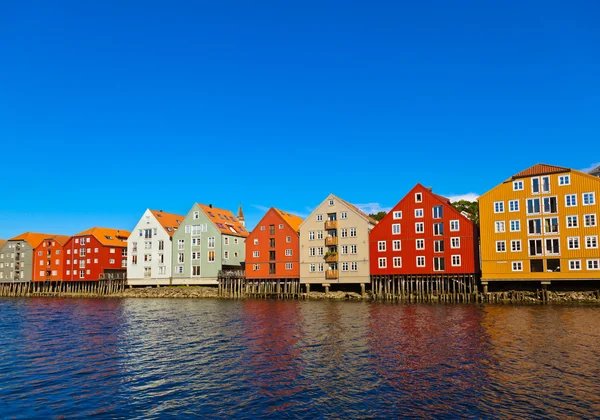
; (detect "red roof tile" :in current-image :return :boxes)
[512,163,570,179]
[198,204,249,237]
[150,210,184,237]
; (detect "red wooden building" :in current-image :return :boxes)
[32,235,71,282]
[63,227,130,281]
[246,208,303,280]
[369,184,480,279]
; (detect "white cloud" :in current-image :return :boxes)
[579,162,600,173]
[355,203,393,214]
[251,204,310,219]
[444,193,480,202]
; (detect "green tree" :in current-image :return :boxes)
[369,211,387,222]
[450,200,479,225]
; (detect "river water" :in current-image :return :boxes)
[0,298,599,419]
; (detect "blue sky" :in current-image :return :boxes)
[1,1,599,238]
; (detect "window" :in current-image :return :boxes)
[270,238,276,248]
[317,247,324,256]
[341,245,348,255]
[495,221,505,233]
[510,220,521,232]
[318,263,324,272]
[433,223,444,236]
[260,226,265,231]
[309,247,315,256]
[526,198,541,215]
[529,239,543,256]
[544,217,559,234]
[178,253,185,263]
[208,237,215,248]
[545,238,560,255]
[351,262,358,271]
[253,251,259,258]
[542,176,550,193]
[393,211,402,219]
[415,209,423,218]
[285,263,293,270]
[131,255,137,265]
[568,237,580,250]
[234,238,238,244]
[585,236,598,249]
[509,200,520,212]
[450,237,460,248]
[433,257,445,271]
[224,237,229,245]
[558,175,570,185]
[531,178,540,194]
[496,241,506,252]
[392,240,401,251]
[567,215,579,228]
[109,259,115,265]
[329,199,334,206]
[253,264,260,271]
[286,236,291,243]
[434,240,444,253]
[309,231,315,240]
[511,240,521,252]
[285,249,293,256]
[279,224,284,230]
[416,256,425,267]
[378,258,387,268]
[316,214,323,221]
[416,239,425,250]
[144,254,152,262]
[185,225,191,234]
[451,255,461,267]
[176,266,183,274]
[192,252,201,261]
[350,245,357,254]
[392,224,401,235]
[543,197,558,214]
[378,241,386,252]
[584,214,597,227]
[309,264,315,272]
[494,201,504,213]
[110,248,115,254]
[583,192,596,205]
[565,194,577,207]
[350,228,357,237]
[178,239,184,250]
[527,219,542,235]
[224,251,229,259]
[341,229,348,238]
[317,231,323,240]
[569,260,581,271]
[341,212,348,219]
[208,251,215,262]
[415,222,424,233]
[433,206,443,218]
[253,238,259,246]
[513,180,524,191]
[145,241,152,250]
[587,259,600,270]
[512,261,523,271]
[450,220,459,231]
[415,193,422,202]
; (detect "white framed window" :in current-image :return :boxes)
[513,180,524,191]
[495,221,505,233]
[496,241,506,252]
[393,257,402,268]
[110,248,115,254]
[526,198,540,215]
[392,224,401,235]
[176,266,183,274]
[416,239,425,250]
[415,193,422,203]
[317,247,324,256]
[432,206,443,219]
[416,256,425,267]
[510,220,521,232]
[309,264,315,272]
[569,260,581,271]
[531,177,540,194]
[544,217,559,234]
[309,231,315,240]
[393,211,402,219]
[340,228,348,238]
[450,237,460,248]
[527,219,542,235]
[341,245,348,255]
[565,194,577,207]
[415,222,424,233]
[185,225,191,234]
[208,251,215,262]
[254,238,259,245]
[584,214,597,227]
[567,237,580,250]
[224,251,229,259]
[285,263,293,270]
[415,209,423,218]
[309,247,315,256]
[567,215,579,228]
[378,257,387,268]
[318,263,324,272]
[339,211,347,219]
[208,237,215,248]
[378,241,386,252]
[433,223,444,236]
[542,176,550,193]
[392,240,401,251]
[193,211,199,220]
[583,192,596,206]
[558,175,570,185]
[341,261,348,271]
[350,245,357,254]
[511,239,521,252]
[260,226,265,231]
[253,251,259,258]
[253,264,260,271]
[351,262,358,271]
[512,261,523,271]
[587,259,599,270]
[224,237,229,245]
[434,240,444,253]
[494,201,504,213]
[234,238,239,244]
[545,238,560,255]
[350,228,357,237]
[317,231,323,240]
[109,259,115,264]
[279,224,284,229]
[585,236,598,249]
[509,200,519,212]
[433,257,445,271]
[328,199,334,206]
[316,214,323,221]
[286,236,291,243]
[450,220,459,231]
[285,249,293,256]
[451,255,461,267]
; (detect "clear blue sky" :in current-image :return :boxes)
[1,1,599,238]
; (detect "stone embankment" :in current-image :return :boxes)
[111,287,366,300]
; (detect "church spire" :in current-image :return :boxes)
[238,204,245,227]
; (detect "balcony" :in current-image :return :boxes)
[325,236,338,246]
[325,220,338,230]
[325,270,338,280]
[325,253,338,263]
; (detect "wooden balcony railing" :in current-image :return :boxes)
[325,270,338,280]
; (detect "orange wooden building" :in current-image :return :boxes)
[32,235,71,282]
[246,208,303,280]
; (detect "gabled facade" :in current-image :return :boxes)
[369,184,480,276]
[246,208,303,280]
[127,209,184,286]
[0,233,55,282]
[299,194,377,285]
[32,235,71,282]
[479,163,600,284]
[171,204,248,285]
[63,227,130,281]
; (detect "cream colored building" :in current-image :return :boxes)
[299,194,377,285]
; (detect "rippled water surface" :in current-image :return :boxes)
[1,298,599,419]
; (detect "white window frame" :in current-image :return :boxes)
[495,221,505,233]
[378,241,386,252]
[513,180,524,191]
[558,175,570,186]
[415,193,422,203]
[393,211,402,219]
[511,239,521,252]
[567,215,579,228]
[393,257,402,268]
[392,240,401,251]
[587,259,600,270]
[567,237,580,250]
[494,201,504,213]
[378,257,386,268]
[508,200,519,212]
[450,220,459,231]
[512,261,523,272]
[565,194,577,207]
[450,237,460,249]
[584,214,597,227]
[510,220,521,232]
[416,239,425,250]
[583,192,596,206]
[569,260,581,271]
[451,255,461,267]
[415,222,424,233]
[392,224,401,235]
[414,209,423,218]
[496,241,506,253]
[585,235,598,249]
[416,256,425,267]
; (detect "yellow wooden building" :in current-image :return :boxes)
[479,163,600,287]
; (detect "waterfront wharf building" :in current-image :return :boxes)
[62,227,130,281]
[32,235,71,282]
[0,233,57,282]
[171,203,248,285]
[245,207,303,281]
[127,209,184,286]
[479,163,600,290]
[299,194,377,291]
[369,184,480,300]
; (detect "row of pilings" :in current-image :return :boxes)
[370,274,480,303]
[0,280,126,297]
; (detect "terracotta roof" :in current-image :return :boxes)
[0,240,6,249]
[8,232,58,249]
[150,210,184,237]
[511,163,570,179]
[73,227,130,247]
[274,208,303,233]
[334,195,379,225]
[198,204,250,237]
[44,235,71,246]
